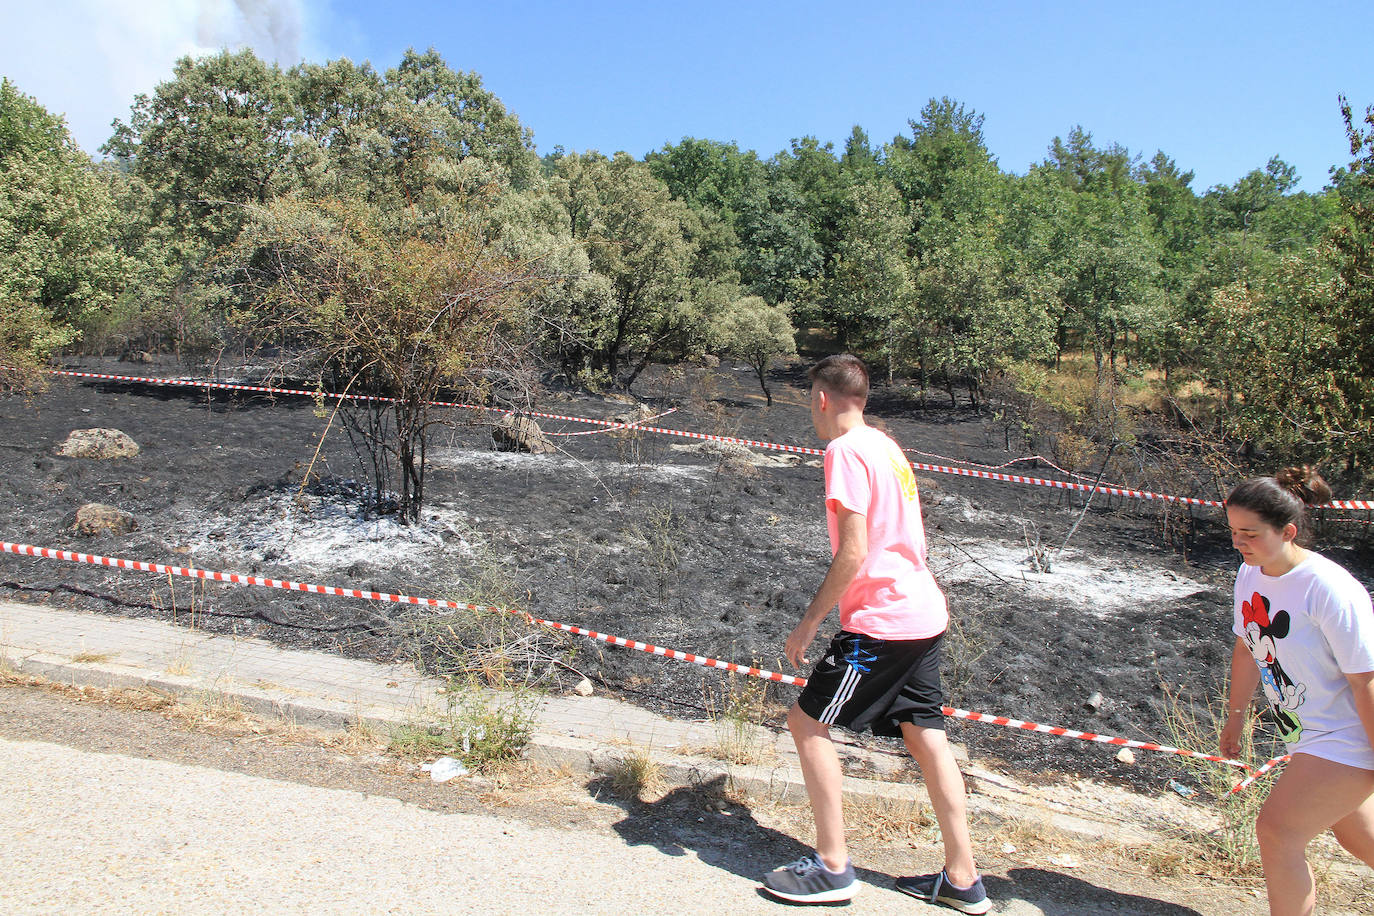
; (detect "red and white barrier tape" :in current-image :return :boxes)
[42,367,1374,511]
[0,541,801,687]
[3,539,1286,786]
[1229,754,1291,794]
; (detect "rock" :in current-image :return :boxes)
[69,503,137,536]
[56,428,140,460]
[607,404,655,437]
[573,678,595,697]
[491,415,554,454]
[1084,691,1104,712]
[1115,747,1136,765]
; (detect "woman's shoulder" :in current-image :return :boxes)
[1298,553,1371,603]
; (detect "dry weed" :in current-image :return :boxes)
[605,748,662,800]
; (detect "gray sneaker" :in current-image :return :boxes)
[761,852,859,904]
[894,870,990,914]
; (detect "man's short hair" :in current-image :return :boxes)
[808,354,869,401]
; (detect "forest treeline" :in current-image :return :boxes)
[4,47,1374,504]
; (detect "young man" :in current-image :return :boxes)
[761,354,989,913]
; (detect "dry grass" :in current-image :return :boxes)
[844,794,936,845]
[70,651,114,664]
[701,671,778,766]
[604,747,662,800]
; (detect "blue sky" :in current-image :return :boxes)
[8,1,1372,192]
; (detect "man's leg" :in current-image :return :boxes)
[900,721,979,888]
[787,701,849,871]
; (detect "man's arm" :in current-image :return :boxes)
[785,505,867,669]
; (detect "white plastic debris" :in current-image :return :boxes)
[428,756,468,783]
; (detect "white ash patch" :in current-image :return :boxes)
[669,441,805,467]
[429,446,709,481]
[933,492,1038,527]
[179,494,474,575]
[932,541,1206,615]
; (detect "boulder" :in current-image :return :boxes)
[70,503,137,536]
[491,415,554,455]
[607,404,655,438]
[56,428,140,460]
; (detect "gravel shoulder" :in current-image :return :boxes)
[8,678,1360,916]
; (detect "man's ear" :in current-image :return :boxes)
[816,389,828,412]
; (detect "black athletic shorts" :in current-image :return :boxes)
[796,630,946,737]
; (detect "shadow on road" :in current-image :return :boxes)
[589,773,817,886]
[987,867,1204,915]
[587,775,1205,914]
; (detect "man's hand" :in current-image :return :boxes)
[783,505,865,671]
[785,621,817,669]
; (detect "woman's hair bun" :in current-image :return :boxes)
[1274,465,1332,507]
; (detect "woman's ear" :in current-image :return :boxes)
[1282,522,1299,544]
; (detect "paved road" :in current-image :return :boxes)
[0,736,935,915]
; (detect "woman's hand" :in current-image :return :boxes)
[1219,708,1248,759]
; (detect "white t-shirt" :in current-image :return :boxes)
[1233,552,1374,770]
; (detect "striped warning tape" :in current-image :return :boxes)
[1,538,1286,786]
[0,540,803,687]
[41,367,1374,511]
[1229,754,1291,794]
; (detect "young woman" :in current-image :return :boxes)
[1221,468,1374,916]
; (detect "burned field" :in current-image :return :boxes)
[7,356,1360,791]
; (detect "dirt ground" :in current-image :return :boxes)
[2,355,1373,907]
[0,679,1289,915]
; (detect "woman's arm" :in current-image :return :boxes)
[1220,637,1261,759]
[1345,669,1374,753]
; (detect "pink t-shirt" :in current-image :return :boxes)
[823,425,948,640]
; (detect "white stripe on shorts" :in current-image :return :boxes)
[818,662,862,724]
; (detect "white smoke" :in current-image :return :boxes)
[197,0,303,64]
[3,0,311,155]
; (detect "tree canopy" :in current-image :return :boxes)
[6,44,1372,485]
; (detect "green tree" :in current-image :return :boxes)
[105,50,302,255]
[910,172,1055,408]
[709,294,796,405]
[227,195,548,521]
[0,78,123,391]
[769,136,844,328]
[1202,254,1345,464]
[1325,96,1374,472]
[887,97,995,251]
[381,48,541,200]
[1028,132,1166,375]
[821,177,912,372]
[548,152,696,387]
